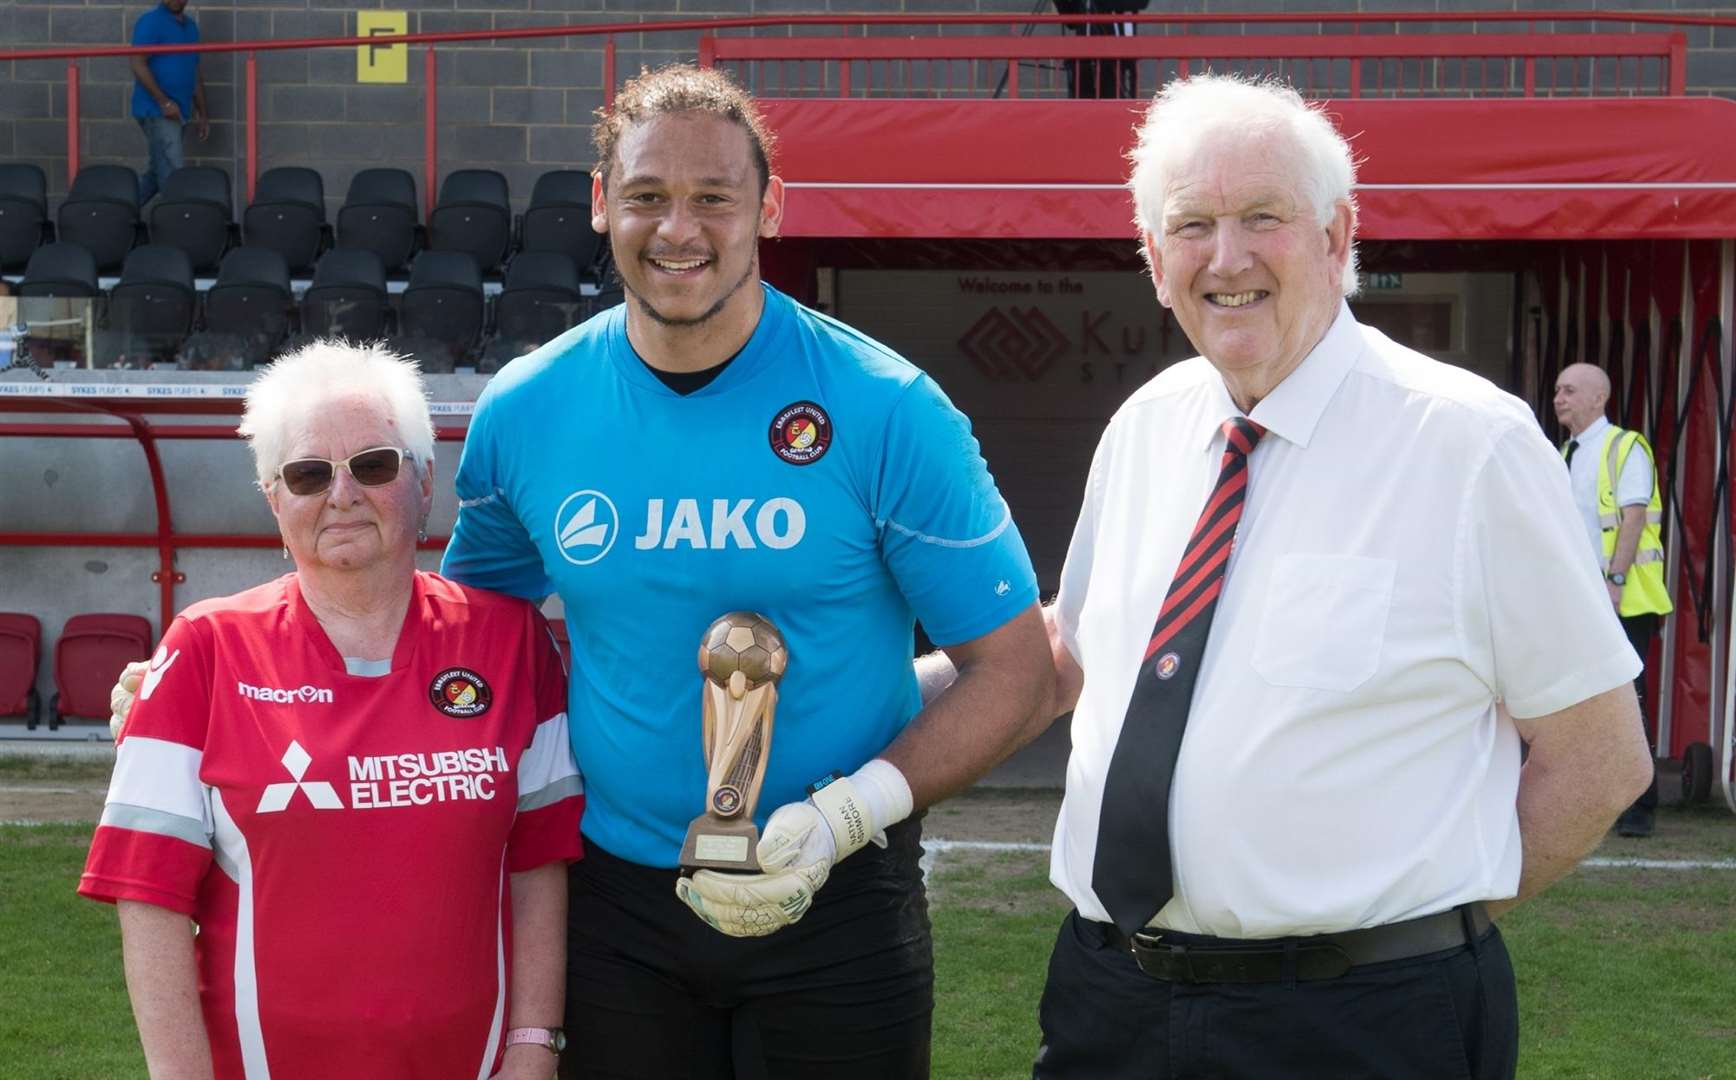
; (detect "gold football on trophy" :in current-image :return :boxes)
[697,612,787,688]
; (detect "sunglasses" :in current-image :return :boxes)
[277,446,409,497]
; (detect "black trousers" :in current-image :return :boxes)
[1623,612,1661,811]
[1033,911,1519,1080]
[559,820,933,1080]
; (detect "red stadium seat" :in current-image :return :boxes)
[51,613,153,731]
[0,613,43,728]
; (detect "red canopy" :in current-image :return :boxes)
[762,96,1736,241]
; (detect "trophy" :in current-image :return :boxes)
[679,612,787,872]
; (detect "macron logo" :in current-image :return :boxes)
[256,740,343,813]
[238,680,334,705]
[139,646,180,702]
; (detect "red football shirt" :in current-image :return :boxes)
[81,572,584,1080]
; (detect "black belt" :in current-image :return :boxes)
[1100,903,1492,984]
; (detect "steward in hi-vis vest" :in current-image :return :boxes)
[1572,426,1673,618]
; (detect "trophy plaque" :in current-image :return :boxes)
[679,612,787,872]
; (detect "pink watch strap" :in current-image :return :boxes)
[505,1027,560,1052]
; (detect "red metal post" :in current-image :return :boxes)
[1668,32,1686,95]
[66,60,80,181]
[1523,56,1536,96]
[425,47,438,225]
[698,34,715,69]
[604,37,616,105]
[246,52,259,202]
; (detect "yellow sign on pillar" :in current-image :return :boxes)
[357,12,408,84]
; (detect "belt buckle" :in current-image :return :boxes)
[1128,931,1194,981]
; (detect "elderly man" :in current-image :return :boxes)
[1554,361,1672,837]
[1020,74,1652,1078]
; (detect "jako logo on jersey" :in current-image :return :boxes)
[769,401,834,466]
[633,498,806,550]
[554,489,620,566]
[257,740,343,813]
[238,680,334,704]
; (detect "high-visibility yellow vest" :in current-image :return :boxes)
[1568,427,1674,618]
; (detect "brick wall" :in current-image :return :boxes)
[1,1,1729,211]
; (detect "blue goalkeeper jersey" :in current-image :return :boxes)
[444,284,1038,867]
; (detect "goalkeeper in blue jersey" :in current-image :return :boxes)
[443,65,1055,1079]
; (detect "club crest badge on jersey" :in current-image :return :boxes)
[430,667,492,718]
[769,401,833,466]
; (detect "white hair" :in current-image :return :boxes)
[1128,73,1361,296]
[238,339,436,489]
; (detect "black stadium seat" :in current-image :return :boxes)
[429,169,512,276]
[18,242,100,364]
[148,166,235,272]
[394,250,483,373]
[102,244,196,367]
[0,163,54,271]
[244,167,330,274]
[481,251,588,373]
[337,168,421,273]
[300,248,391,341]
[490,252,586,360]
[183,246,293,369]
[518,170,604,279]
[57,165,143,272]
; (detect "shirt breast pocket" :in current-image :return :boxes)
[1252,554,1396,692]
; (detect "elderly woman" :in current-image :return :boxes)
[80,341,582,1080]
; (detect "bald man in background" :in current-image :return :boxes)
[1554,362,1672,836]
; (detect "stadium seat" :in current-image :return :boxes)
[50,613,152,731]
[243,166,330,274]
[0,613,43,729]
[429,169,512,276]
[518,170,604,279]
[337,168,422,273]
[57,165,143,272]
[102,244,196,368]
[148,165,236,272]
[0,163,54,271]
[481,251,586,372]
[394,250,484,373]
[190,246,293,369]
[17,242,99,364]
[300,247,391,340]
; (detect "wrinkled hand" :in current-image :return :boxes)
[676,859,831,938]
[159,99,183,123]
[110,661,146,740]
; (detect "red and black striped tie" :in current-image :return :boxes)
[1092,416,1266,936]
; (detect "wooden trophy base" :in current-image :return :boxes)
[680,815,762,873]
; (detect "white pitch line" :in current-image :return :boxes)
[0,785,100,796]
[1582,857,1736,870]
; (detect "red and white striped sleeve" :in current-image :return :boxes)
[506,611,584,873]
[79,616,216,915]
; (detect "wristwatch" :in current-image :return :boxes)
[1606,571,1627,586]
[505,1027,567,1054]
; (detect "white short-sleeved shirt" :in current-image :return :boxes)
[1565,414,1657,568]
[1051,304,1640,938]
